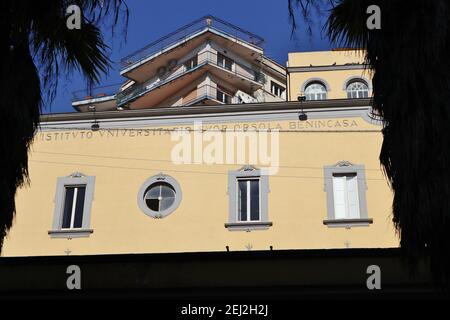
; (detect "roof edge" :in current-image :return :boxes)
[40,99,372,123]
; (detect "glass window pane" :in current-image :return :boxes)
[225,59,233,71]
[144,182,177,212]
[146,198,160,211]
[217,90,231,104]
[250,180,260,221]
[73,186,86,228]
[62,187,75,229]
[218,54,225,68]
[146,185,160,199]
[160,184,175,198]
[347,81,369,99]
[160,198,176,211]
[184,56,198,70]
[238,180,247,221]
[305,82,327,100]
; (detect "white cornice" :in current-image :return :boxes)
[38,99,381,131]
[287,64,367,73]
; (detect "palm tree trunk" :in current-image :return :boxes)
[0,9,41,251]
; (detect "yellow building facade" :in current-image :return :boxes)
[287,50,372,101]
[2,17,398,257]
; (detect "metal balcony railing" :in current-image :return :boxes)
[120,15,265,70]
[72,83,122,102]
[116,50,266,106]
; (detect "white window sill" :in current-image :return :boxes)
[323,218,373,228]
[225,221,273,231]
[48,229,93,238]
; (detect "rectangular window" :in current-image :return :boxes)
[332,173,360,219]
[270,81,285,97]
[323,163,371,228]
[254,72,265,83]
[184,56,198,70]
[237,179,260,222]
[217,53,233,71]
[50,173,95,238]
[217,90,232,104]
[226,167,271,231]
[61,186,86,229]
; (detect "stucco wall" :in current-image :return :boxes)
[2,110,398,257]
[289,69,373,100]
[288,51,372,101]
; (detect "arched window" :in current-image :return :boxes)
[304,82,327,101]
[346,81,369,99]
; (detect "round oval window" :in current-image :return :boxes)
[144,182,176,212]
[138,174,182,218]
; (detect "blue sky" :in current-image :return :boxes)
[45,0,332,114]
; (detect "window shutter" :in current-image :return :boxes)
[332,176,346,219]
[346,175,360,219]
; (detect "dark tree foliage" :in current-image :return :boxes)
[290,0,450,282]
[0,0,128,252]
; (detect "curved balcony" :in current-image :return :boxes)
[117,50,266,108]
[120,15,264,75]
[179,84,242,106]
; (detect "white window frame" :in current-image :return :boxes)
[305,82,328,101]
[323,161,372,228]
[183,56,198,71]
[226,166,271,231]
[49,172,95,238]
[332,173,360,219]
[217,53,234,71]
[270,81,285,98]
[61,185,86,230]
[137,173,182,219]
[346,81,369,99]
[216,89,232,104]
[143,182,176,213]
[236,177,261,222]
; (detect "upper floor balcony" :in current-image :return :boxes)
[116,50,266,108]
[71,83,121,112]
[120,15,265,82]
